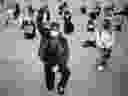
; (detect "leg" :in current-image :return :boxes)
[44,63,56,91]
[57,64,71,95]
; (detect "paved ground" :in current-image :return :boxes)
[0,30,115,96]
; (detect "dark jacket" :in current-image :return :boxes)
[39,32,70,65]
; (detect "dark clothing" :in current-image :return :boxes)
[38,33,70,65]
[80,5,87,14]
[13,3,20,20]
[38,28,70,93]
[44,62,70,92]
[44,63,56,91]
[35,7,71,94]
[21,20,36,40]
[88,11,97,20]
[64,20,74,35]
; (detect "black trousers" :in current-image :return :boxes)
[44,63,56,91]
[39,37,71,91]
[44,63,71,91]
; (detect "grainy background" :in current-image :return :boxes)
[0,0,125,96]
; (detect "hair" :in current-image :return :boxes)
[38,5,51,22]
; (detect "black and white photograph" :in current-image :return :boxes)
[0,0,128,96]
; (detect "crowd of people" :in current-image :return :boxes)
[80,0,127,72]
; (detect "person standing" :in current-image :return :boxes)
[36,6,71,95]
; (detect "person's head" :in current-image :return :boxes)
[38,5,51,23]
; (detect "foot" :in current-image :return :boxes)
[56,87,65,96]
